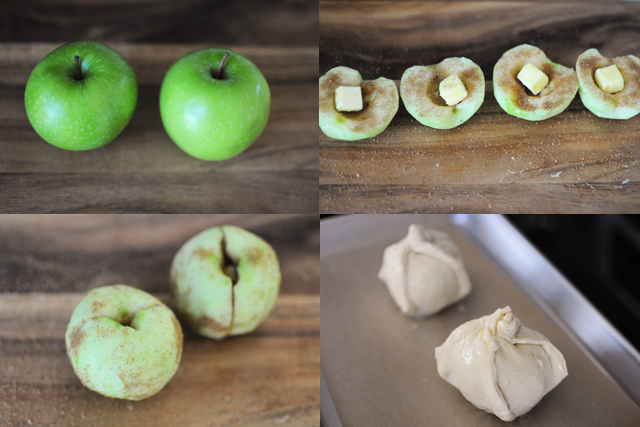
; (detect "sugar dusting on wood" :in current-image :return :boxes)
[320,79,640,212]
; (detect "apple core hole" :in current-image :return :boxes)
[116,317,138,330]
[221,236,239,286]
[425,75,448,107]
[210,69,227,80]
[114,310,141,330]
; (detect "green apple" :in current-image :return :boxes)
[494,44,578,121]
[159,49,270,161]
[400,58,485,129]
[170,225,280,340]
[65,285,183,400]
[576,49,640,119]
[319,66,399,141]
[24,41,137,150]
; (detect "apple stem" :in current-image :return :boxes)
[216,52,230,79]
[74,55,82,81]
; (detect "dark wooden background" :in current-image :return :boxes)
[0,214,319,294]
[320,1,640,213]
[0,214,320,426]
[0,1,318,213]
[0,0,317,47]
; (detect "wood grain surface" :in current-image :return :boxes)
[320,1,640,79]
[0,0,318,48]
[319,1,640,213]
[0,43,318,213]
[0,214,319,294]
[0,294,319,427]
[0,214,319,426]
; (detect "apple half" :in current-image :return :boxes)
[170,225,280,340]
[576,49,640,120]
[319,66,399,141]
[400,58,485,129]
[494,44,578,121]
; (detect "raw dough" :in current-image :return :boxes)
[435,306,568,421]
[378,224,472,317]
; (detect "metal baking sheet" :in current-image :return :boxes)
[320,214,640,426]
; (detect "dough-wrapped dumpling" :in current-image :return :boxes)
[378,224,471,317]
[435,307,568,422]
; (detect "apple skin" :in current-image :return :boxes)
[65,285,183,401]
[170,225,281,339]
[24,41,137,150]
[159,49,270,161]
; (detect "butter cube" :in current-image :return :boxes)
[335,86,363,112]
[517,63,549,95]
[439,74,468,106]
[595,64,624,94]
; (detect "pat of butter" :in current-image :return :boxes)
[335,86,363,112]
[595,64,624,94]
[517,63,549,95]
[439,74,468,106]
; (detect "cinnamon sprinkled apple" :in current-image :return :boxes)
[170,226,280,340]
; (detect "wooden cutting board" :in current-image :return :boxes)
[0,43,319,213]
[319,1,640,213]
[0,214,320,426]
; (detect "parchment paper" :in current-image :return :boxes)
[321,215,640,426]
